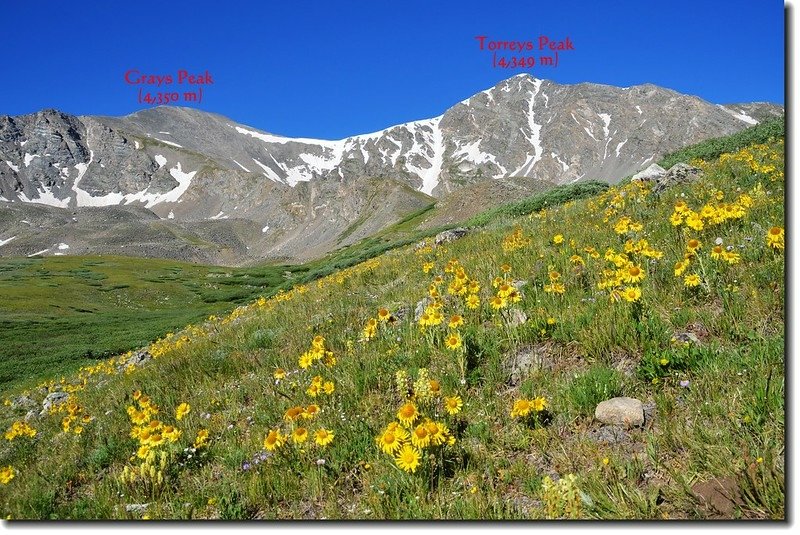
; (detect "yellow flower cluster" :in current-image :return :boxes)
[0,466,15,485]
[510,397,547,418]
[261,334,339,456]
[59,399,93,434]
[613,216,644,235]
[298,335,335,368]
[377,369,460,473]
[502,227,531,252]
[767,226,784,251]
[669,193,752,231]
[4,421,36,441]
[596,247,646,303]
[719,142,784,182]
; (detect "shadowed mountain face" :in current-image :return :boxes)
[0,75,783,264]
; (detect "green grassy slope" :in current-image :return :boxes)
[0,256,308,390]
[0,133,784,519]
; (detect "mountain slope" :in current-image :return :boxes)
[0,133,784,519]
[0,76,783,263]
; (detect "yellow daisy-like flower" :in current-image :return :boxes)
[410,424,431,449]
[397,402,419,427]
[292,427,309,444]
[767,226,784,250]
[500,263,512,273]
[686,239,702,254]
[548,271,561,282]
[311,335,326,350]
[544,283,565,295]
[394,445,421,473]
[264,429,286,451]
[622,265,645,284]
[377,429,403,455]
[298,352,314,369]
[684,274,701,288]
[445,333,462,351]
[148,433,165,447]
[674,259,690,277]
[547,317,556,325]
[467,280,481,294]
[193,429,210,448]
[314,428,335,447]
[448,315,464,329]
[273,368,287,380]
[622,286,642,302]
[283,406,303,421]
[444,395,463,415]
[377,308,391,322]
[162,425,182,443]
[0,466,15,485]
[129,409,148,426]
[303,404,320,419]
[553,234,564,245]
[490,296,507,310]
[136,445,151,459]
[511,399,532,418]
[721,251,741,264]
[306,383,320,398]
[710,245,723,259]
[427,421,449,446]
[323,381,335,395]
[466,295,480,310]
[531,397,547,412]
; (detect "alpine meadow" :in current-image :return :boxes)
[0,117,785,519]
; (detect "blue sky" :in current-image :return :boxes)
[2,0,785,139]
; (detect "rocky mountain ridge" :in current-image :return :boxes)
[0,75,783,264]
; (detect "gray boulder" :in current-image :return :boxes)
[631,163,666,181]
[653,163,704,194]
[41,391,69,415]
[434,228,468,246]
[595,397,644,428]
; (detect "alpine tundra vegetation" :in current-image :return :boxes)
[0,119,784,519]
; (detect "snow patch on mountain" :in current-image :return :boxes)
[511,79,544,176]
[718,105,758,125]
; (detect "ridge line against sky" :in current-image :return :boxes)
[1,0,786,140]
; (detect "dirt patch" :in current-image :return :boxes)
[691,476,744,518]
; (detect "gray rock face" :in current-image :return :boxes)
[507,309,528,327]
[595,397,644,428]
[653,163,704,194]
[673,331,701,345]
[41,391,69,415]
[434,227,468,245]
[0,76,783,264]
[11,395,37,410]
[588,425,629,444]
[632,163,666,181]
[503,343,554,385]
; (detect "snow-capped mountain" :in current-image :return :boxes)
[0,74,783,264]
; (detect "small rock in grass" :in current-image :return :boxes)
[588,425,629,444]
[673,332,701,345]
[434,227,468,246]
[40,391,69,415]
[12,396,37,410]
[125,503,150,514]
[595,397,644,428]
[507,309,528,327]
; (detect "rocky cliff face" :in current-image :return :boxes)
[0,75,783,264]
